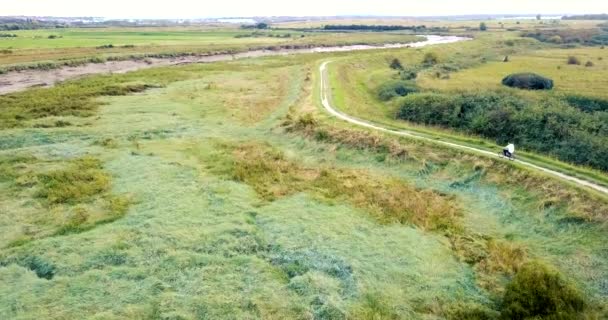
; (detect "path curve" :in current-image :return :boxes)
[319,61,608,195]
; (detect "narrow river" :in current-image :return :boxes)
[0,35,469,95]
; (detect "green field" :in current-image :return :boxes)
[1,21,607,319]
[0,27,422,66]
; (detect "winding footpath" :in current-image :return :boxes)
[319,61,608,195]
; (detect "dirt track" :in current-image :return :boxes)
[0,35,466,95]
[318,61,608,195]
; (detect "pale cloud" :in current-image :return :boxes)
[2,0,606,18]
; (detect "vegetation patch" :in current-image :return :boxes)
[501,73,553,90]
[0,155,132,247]
[501,261,587,319]
[210,141,462,232]
[522,28,608,46]
[376,80,418,101]
[36,157,110,204]
[397,91,608,171]
[565,95,608,112]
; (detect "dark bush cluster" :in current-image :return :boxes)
[501,261,586,319]
[0,33,17,37]
[396,91,608,171]
[565,95,608,112]
[323,24,428,31]
[501,73,553,90]
[522,28,608,45]
[567,56,581,65]
[377,81,418,101]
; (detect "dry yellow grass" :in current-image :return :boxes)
[418,47,608,98]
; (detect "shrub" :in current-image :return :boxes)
[21,256,56,279]
[567,56,581,65]
[47,35,59,39]
[501,261,586,319]
[389,58,403,70]
[399,70,417,80]
[377,81,418,101]
[422,52,439,65]
[548,35,563,43]
[479,22,488,31]
[501,73,554,90]
[565,95,608,112]
[585,60,594,67]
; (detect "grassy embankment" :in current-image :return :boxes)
[0,46,606,318]
[325,31,608,188]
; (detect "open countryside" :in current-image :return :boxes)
[1,2,608,319]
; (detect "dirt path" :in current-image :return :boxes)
[319,61,608,195]
[0,35,467,95]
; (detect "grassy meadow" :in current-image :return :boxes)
[0,27,421,67]
[326,30,608,184]
[0,22,607,319]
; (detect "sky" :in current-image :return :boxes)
[2,0,607,19]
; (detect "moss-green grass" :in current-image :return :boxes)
[0,39,606,319]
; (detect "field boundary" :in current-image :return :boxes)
[319,61,608,195]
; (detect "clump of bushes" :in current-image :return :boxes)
[0,33,17,38]
[548,35,563,43]
[396,91,608,171]
[422,52,439,65]
[21,256,56,279]
[479,22,488,31]
[389,58,403,70]
[567,56,581,65]
[96,44,115,49]
[47,35,61,39]
[501,261,586,319]
[501,73,553,90]
[377,80,418,101]
[566,95,608,112]
[585,60,594,67]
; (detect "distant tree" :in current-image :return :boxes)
[255,22,268,29]
[389,58,403,70]
[536,14,542,20]
[479,22,488,31]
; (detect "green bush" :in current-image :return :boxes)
[565,95,608,112]
[377,80,418,101]
[501,261,586,319]
[396,91,608,171]
[21,256,56,279]
[480,22,488,31]
[567,56,581,65]
[501,73,554,90]
[422,52,439,65]
[389,58,403,70]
